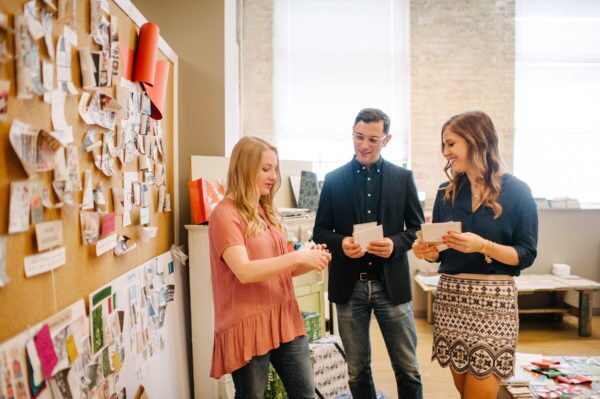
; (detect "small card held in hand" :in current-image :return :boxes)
[352,222,383,251]
[420,221,462,242]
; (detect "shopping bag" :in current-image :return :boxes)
[188,178,225,224]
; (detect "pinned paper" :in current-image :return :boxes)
[24,246,66,277]
[35,220,64,251]
[140,207,150,225]
[9,181,33,234]
[34,324,58,380]
[65,335,78,362]
[119,43,134,80]
[111,351,123,372]
[164,193,171,212]
[143,60,170,120]
[93,182,108,213]
[79,48,97,89]
[101,212,115,237]
[30,182,44,225]
[96,233,117,256]
[0,79,9,121]
[81,170,94,210]
[114,235,136,256]
[133,22,159,85]
[0,12,13,64]
[41,8,54,59]
[9,119,43,178]
[80,211,100,245]
[0,236,8,287]
[14,15,44,99]
[42,188,64,209]
[56,35,78,94]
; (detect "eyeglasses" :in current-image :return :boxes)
[352,133,388,145]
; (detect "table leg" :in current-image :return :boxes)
[578,290,593,337]
[427,292,434,324]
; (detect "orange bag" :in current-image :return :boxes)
[188,178,225,224]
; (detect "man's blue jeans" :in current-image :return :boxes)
[336,279,423,399]
[230,335,315,399]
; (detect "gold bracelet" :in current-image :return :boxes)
[483,240,493,264]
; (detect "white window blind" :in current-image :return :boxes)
[273,0,409,178]
[514,0,600,204]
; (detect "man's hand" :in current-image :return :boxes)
[342,237,365,258]
[366,238,394,258]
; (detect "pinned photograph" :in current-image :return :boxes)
[9,181,33,234]
[80,211,100,245]
[14,15,44,99]
[0,11,13,64]
[114,235,136,256]
[0,80,9,120]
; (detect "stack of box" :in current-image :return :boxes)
[302,311,322,343]
[309,335,349,398]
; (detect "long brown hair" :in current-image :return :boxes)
[226,136,282,235]
[441,111,504,218]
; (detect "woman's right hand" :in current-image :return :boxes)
[412,241,440,262]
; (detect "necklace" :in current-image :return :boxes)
[472,195,481,199]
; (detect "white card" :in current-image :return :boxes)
[421,221,462,242]
[352,224,383,251]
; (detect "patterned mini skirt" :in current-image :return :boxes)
[431,273,519,379]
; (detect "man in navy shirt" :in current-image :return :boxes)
[314,108,424,399]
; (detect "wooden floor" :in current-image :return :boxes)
[370,315,600,398]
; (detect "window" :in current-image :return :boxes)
[273,0,409,178]
[514,0,600,204]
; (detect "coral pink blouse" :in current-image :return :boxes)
[208,198,305,378]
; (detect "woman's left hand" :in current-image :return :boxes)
[443,231,485,254]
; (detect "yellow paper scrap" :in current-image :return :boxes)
[66,335,79,362]
[111,351,123,372]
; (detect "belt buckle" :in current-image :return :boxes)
[359,272,368,281]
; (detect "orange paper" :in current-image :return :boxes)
[119,43,134,80]
[133,22,160,86]
[143,60,170,120]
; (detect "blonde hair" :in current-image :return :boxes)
[441,111,504,218]
[226,136,283,236]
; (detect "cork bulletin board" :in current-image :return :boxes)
[0,0,177,343]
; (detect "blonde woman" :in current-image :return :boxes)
[208,136,330,398]
[413,111,538,399]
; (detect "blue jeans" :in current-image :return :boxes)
[336,280,423,399]
[231,335,315,399]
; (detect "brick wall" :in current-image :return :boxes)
[240,0,274,142]
[410,0,515,209]
[241,0,515,209]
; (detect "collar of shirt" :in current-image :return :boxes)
[352,156,384,174]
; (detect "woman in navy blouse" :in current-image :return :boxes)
[413,111,538,399]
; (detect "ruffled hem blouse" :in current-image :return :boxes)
[208,198,306,378]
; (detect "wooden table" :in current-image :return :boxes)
[415,274,600,337]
